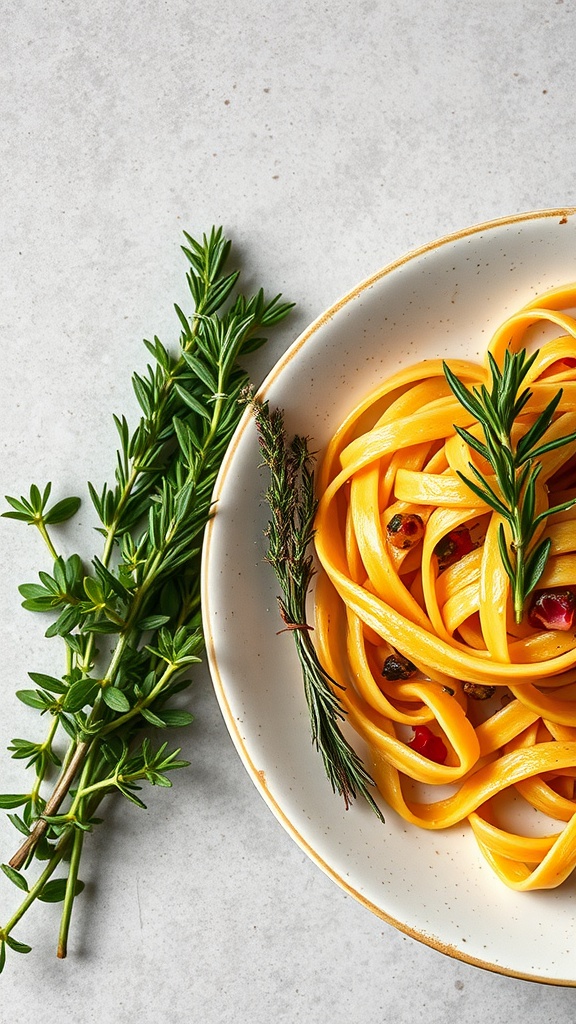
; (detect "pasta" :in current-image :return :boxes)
[313,283,576,890]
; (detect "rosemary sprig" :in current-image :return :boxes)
[443,348,576,623]
[0,228,292,970]
[251,397,384,822]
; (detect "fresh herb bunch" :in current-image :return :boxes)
[443,348,576,623]
[251,397,384,821]
[0,228,292,970]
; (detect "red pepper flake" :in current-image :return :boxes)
[386,512,425,550]
[407,725,448,764]
[434,527,475,570]
[542,356,576,377]
[528,588,576,631]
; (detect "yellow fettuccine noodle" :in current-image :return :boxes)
[313,283,576,890]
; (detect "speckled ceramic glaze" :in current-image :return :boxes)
[203,210,576,985]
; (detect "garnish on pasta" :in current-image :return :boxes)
[313,282,576,891]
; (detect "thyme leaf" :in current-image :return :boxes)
[0,227,292,969]
[250,397,384,822]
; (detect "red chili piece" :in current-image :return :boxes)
[528,589,576,632]
[386,512,425,550]
[434,527,475,570]
[546,357,576,374]
[407,725,448,764]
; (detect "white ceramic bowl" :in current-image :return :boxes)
[202,209,576,985]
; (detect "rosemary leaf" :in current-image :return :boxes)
[523,537,552,596]
[444,347,576,622]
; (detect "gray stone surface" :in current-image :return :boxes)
[2,0,576,1019]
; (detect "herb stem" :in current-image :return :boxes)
[57,827,83,959]
[3,840,69,937]
[102,664,179,735]
[66,739,101,817]
[35,519,58,562]
[101,464,140,568]
[29,716,60,808]
[9,741,90,870]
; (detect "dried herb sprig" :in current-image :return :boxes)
[0,228,292,970]
[443,348,576,623]
[251,397,384,821]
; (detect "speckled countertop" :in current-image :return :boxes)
[2,1,576,1020]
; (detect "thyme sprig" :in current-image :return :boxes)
[251,398,384,822]
[0,228,292,970]
[443,348,576,623]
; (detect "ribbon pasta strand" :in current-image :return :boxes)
[313,283,576,890]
